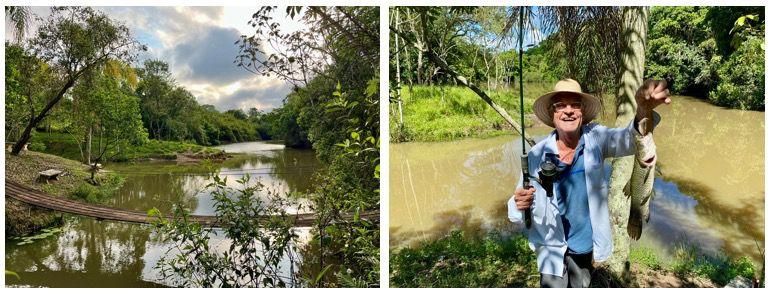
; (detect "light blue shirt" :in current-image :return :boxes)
[507,120,639,276]
[555,135,593,254]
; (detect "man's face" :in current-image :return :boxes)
[551,94,583,134]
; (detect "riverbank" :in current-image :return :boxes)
[29,132,226,162]
[4,151,125,236]
[389,230,760,288]
[389,84,552,142]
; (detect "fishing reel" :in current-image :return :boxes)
[536,160,559,198]
[526,159,559,198]
[521,155,560,229]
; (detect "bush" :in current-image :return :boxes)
[27,142,46,152]
[709,36,765,110]
[150,175,300,287]
[70,173,125,203]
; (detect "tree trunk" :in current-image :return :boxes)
[606,6,649,277]
[395,10,404,126]
[85,126,92,165]
[11,78,77,155]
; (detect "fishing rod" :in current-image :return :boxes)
[517,6,534,229]
[518,7,558,229]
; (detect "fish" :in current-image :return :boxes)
[625,112,659,241]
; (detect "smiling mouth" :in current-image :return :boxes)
[561,117,577,122]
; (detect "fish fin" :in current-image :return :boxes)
[624,179,631,198]
[644,191,654,223]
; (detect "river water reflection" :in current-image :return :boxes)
[5,141,319,287]
[390,96,764,267]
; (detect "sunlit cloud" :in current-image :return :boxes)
[4,6,302,111]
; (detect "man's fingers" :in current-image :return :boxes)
[652,89,670,100]
[515,193,533,210]
[654,80,668,92]
[646,80,656,97]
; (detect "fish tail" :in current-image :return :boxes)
[627,207,643,240]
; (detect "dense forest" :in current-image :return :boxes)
[6,40,263,157]
[390,6,765,110]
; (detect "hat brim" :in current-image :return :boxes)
[533,91,602,128]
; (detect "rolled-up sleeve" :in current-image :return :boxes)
[597,120,638,159]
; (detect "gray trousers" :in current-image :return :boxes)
[540,252,594,288]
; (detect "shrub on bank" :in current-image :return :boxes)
[70,173,126,203]
[708,36,765,111]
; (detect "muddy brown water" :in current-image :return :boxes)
[5,141,320,287]
[390,96,764,268]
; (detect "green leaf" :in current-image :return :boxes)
[315,264,333,285]
[5,270,20,281]
[147,207,161,218]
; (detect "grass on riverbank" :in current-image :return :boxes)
[5,151,126,236]
[389,230,761,288]
[390,84,552,142]
[30,132,222,162]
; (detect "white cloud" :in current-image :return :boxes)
[6,6,297,111]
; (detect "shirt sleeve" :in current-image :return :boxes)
[596,111,661,159]
[597,119,638,159]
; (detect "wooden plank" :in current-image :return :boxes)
[5,181,379,228]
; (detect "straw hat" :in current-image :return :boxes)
[533,78,602,128]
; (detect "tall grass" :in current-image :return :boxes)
[390,230,539,287]
[390,83,552,142]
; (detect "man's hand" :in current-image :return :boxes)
[514,187,535,210]
[636,79,671,114]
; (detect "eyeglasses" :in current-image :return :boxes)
[552,102,582,112]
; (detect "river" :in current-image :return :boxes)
[389,96,764,268]
[5,141,320,287]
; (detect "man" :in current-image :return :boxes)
[507,78,670,287]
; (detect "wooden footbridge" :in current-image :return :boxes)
[5,181,379,227]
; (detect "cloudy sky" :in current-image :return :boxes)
[6,6,307,111]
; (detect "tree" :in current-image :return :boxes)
[4,43,56,142]
[5,6,32,43]
[70,66,147,180]
[135,60,176,140]
[70,59,141,165]
[646,7,718,97]
[10,7,143,155]
[606,7,649,277]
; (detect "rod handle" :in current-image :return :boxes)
[522,182,533,229]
